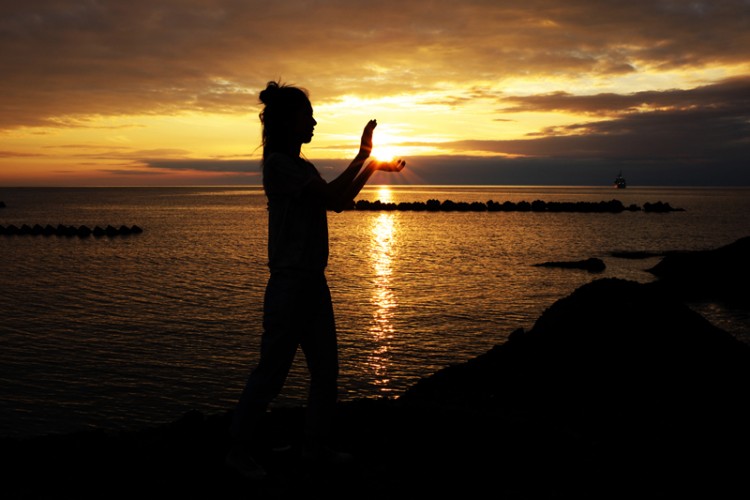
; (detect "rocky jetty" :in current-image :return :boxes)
[0,224,142,237]
[346,198,684,213]
[2,238,748,499]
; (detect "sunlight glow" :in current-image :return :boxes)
[372,145,400,163]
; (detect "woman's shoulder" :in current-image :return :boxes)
[264,153,320,187]
[266,152,316,168]
[266,153,318,172]
[265,152,298,167]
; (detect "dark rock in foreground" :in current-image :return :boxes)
[403,278,749,413]
[533,256,606,272]
[399,277,750,496]
[647,235,750,305]
[610,249,665,259]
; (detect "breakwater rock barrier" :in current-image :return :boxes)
[0,224,143,237]
[347,199,683,213]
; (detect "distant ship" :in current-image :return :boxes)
[614,171,627,189]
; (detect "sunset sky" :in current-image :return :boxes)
[1,0,749,186]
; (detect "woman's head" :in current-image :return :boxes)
[259,81,316,160]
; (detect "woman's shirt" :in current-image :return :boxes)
[263,152,329,272]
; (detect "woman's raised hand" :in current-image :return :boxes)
[358,119,406,172]
[358,119,377,158]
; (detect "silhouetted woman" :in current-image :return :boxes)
[227,80,405,479]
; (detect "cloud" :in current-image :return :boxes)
[141,158,260,173]
[2,0,749,129]
[384,155,750,186]
[416,77,750,165]
[0,150,44,158]
[500,76,750,115]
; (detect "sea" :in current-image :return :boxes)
[1,185,749,438]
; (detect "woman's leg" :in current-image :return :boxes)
[300,274,339,447]
[230,273,303,445]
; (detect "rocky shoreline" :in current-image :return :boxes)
[2,237,748,499]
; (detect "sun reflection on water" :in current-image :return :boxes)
[368,210,398,395]
[375,186,393,203]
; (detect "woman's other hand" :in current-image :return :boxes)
[370,158,406,172]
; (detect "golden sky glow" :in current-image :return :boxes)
[1,0,749,186]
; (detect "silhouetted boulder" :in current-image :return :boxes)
[533,257,606,273]
[643,201,684,212]
[401,278,749,409]
[425,199,441,211]
[610,250,663,259]
[516,200,531,211]
[648,236,750,304]
[399,278,750,494]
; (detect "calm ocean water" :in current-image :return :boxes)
[1,185,749,438]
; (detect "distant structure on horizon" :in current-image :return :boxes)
[614,171,627,189]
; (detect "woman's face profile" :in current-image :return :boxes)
[292,102,317,144]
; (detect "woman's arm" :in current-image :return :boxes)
[323,120,405,212]
[331,158,406,212]
[324,120,377,199]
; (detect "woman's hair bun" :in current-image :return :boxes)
[259,81,281,106]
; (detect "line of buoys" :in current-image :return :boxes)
[0,224,143,237]
[347,199,684,213]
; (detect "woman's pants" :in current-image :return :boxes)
[230,270,339,447]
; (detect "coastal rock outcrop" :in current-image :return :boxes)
[398,277,750,495]
[401,278,749,408]
[647,235,750,305]
[533,257,606,272]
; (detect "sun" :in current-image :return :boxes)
[370,127,403,163]
[372,145,400,163]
